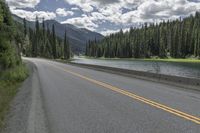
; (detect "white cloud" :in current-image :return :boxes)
[134,0,200,22]
[100,0,200,25]
[64,0,94,12]
[61,15,98,31]
[71,7,80,11]
[61,0,200,34]
[5,0,53,22]
[6,0,40,8]
[7,0,200,35]
[56,8,74,17]
[11,9,56,21]
[91,12,106,23]
[81,4,94,12]
[63,0,200,24]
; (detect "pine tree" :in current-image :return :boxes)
[0,0,21,69]
[40,18,46,57]
[33,16,40,57]
[0,3,3,24]
[159,25,166,58]
[86,12,200,59]
[64,29,69,59]
[52,24,57,59]
[23,18,27,36]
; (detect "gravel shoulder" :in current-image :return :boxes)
[2,61,49,133]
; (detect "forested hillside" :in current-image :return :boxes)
[20,17,70,59]
[13,15,104,53]
[86,13,200,59]
[0,0,21,71]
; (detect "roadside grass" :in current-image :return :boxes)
[81,56,200,63]
[0,64,28,129]
[142,58,200,63]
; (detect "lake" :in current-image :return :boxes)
[71,57,200,79]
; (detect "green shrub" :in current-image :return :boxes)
[0,64,28,82]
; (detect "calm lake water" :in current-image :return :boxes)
[71,57,200,79]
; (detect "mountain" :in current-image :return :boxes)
[12,15,104,53]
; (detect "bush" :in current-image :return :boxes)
[0,64,28,82]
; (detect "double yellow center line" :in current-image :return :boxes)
[50,63,200,125]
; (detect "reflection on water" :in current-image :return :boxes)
[72,57,200,79]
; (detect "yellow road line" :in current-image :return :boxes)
[50,63,200,125]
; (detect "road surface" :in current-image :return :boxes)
[24,58,200,133]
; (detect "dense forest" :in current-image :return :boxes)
[0,0,22,71]
[20,17,71,60]
[86,13,200,59]
[0,0,71,73]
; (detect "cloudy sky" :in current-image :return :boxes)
[6,0,200,35]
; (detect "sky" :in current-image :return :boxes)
[5,0,200,35]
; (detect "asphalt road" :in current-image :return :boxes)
[24,58,200,133]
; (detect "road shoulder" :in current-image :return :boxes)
[3,61,49,133]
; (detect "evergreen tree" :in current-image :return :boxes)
[52,24,57,59]
[33,16,40,57]
[23,18,27,36]
[0,0,21,69]
[64,29,70,59]
[86,12,200,59]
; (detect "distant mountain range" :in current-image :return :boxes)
[12,15,104,53]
